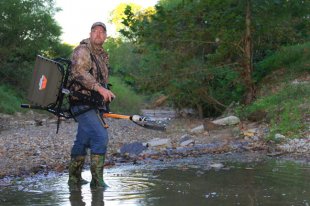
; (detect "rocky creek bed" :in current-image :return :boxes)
[0,110,309,180]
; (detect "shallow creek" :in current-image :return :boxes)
[1,154,309,206]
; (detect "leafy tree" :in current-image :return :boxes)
[104,37,142,87]
[43,43,73,59]
[119,2,241,116]
[118,0,309,116]
[0,0,61,61]
[205,0,310,103]
[110,3,143,34]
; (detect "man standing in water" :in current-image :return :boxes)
[67,22,115,189]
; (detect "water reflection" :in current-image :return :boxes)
[66,168,153,206]
[0,157,309,206]
[69,187,86,206]
[69,186,105,206]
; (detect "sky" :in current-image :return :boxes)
[55,0,158,45]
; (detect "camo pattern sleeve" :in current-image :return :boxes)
[70,45,99,91]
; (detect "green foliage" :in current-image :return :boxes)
[0,0,61,60]
[110,3,144,34]
[237,84,309,140]
[160,60,244,116]
[158,0,184,10]
[235,43,310,139]
[116,0,309,116]
[108,76,144,114]
[254,42,310,82]
[44,43,73,59]
[104,38,141,87]
[206,65,245,106]
[0,0,71,90]
[0,59,34,93]
[0,84,24,114]
[251,0,310,61]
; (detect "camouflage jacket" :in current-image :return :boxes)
[69,38,109,101]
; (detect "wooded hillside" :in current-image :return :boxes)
[112,0,309,116]
[0,0,309,118]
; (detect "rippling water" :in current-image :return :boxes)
[1,156,309,206]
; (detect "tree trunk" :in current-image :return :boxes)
[244,0,255,104]
[197,104,204,119]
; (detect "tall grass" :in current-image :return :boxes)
[237,80,309,140]
[0,84,24,114]
[108,76,145,114]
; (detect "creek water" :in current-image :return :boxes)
[1,154,309,206]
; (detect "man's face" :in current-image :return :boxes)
[90,26,107,46]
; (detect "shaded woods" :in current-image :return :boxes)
[114,0,309,116]
[0,0,309,117]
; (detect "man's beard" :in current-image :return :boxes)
[93,38,104,46]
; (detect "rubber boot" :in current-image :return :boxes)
[90,154,109,189]
[68,156,89,186]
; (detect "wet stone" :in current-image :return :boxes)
[120,142,147,156]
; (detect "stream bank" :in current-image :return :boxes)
[0,110,309,180]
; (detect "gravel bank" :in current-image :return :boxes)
[0,111,167,177]
[0,111,309,178]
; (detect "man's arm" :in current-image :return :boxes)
[71,46,98,90]
[94,84,115,102]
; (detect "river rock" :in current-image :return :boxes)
[179,134,191,141]
[210,163,224,169]
[190,125,204,134]
[146,138,171,147]
[212,116,240,125]
[180,139,195,147]
[275,133,286,140]
[278,138,310,153]
[203,120,225,131]
[120,142,147,156]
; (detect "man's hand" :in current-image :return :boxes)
[97,86,115,102]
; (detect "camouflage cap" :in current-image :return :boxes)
[91,22,106,31]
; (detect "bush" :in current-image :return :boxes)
[0,58,34,92]
[167,64,245,117]
[254,42,310,82]
[0,84,24,114]
[236,84,309,139]
[108,76,145,114]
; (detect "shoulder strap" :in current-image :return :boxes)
[89,52,104,83]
